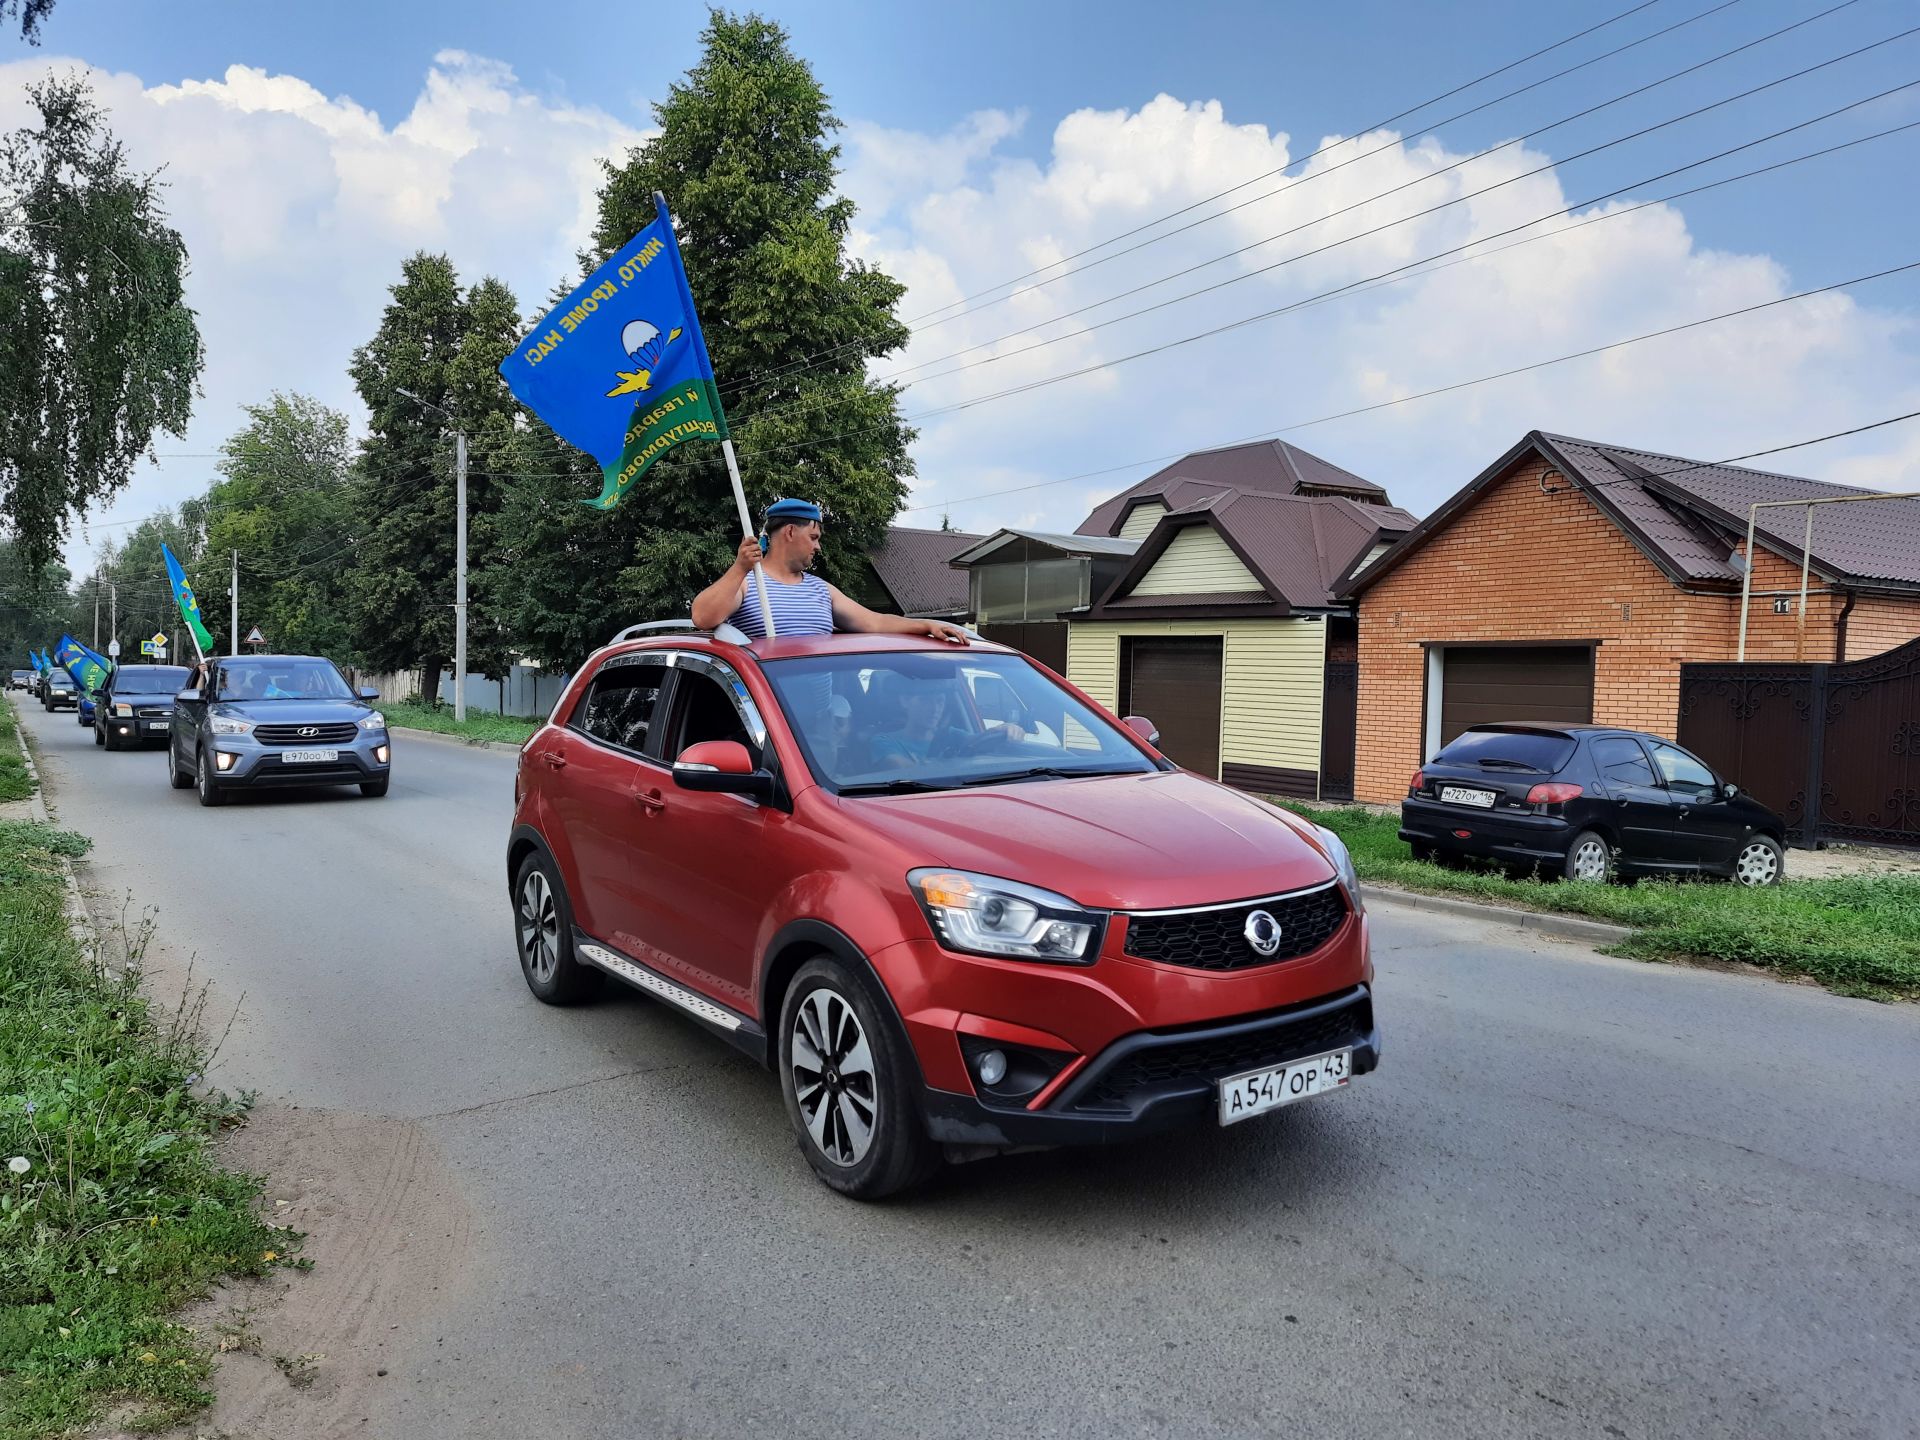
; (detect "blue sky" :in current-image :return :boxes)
[9,0,1919,572]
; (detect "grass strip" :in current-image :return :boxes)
[381,698,539,747]
[0,819,289,1437]
[0,702,30,804]
[1286,802,1920,1000]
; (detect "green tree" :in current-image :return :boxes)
[500,9,915,658]
[70,512,200,662]
[179,392,360,661]
[1,0,56,44]
[0,537,70,664]
[0,75,202,572]
[346,255,520,691]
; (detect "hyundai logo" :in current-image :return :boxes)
[1243,909,1283,957]
[296,726,320,738]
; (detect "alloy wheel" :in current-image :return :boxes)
[518,870,559,984]
[1735,842,1780,886]
[789,988,878,1168]
[1570,838,1610,882]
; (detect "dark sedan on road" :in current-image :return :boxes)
[93,663,192,751]
[1403,722,1788,885]
[169,654,392,806]
[43,671,77,711]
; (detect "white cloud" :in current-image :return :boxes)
[845,94,1919,535]
[0,51,648,573]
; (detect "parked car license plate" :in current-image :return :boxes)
[282,749,339,764]
[1218,1048,1352,1125]
[1439,784,1498,808]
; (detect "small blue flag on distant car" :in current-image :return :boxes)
[498,194,729,511]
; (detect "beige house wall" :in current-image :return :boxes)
[1130,528,1264,596]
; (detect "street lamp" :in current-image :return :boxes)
[394,387,468,722]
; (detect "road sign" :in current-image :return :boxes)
[140,640,166,657]
[106,640,121,658]
[149,631,167,648]
[244,626,266,647]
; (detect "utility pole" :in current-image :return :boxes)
[231,549,239,655]
[93,583,100,649]
[395,387,468,722]
[109,579,116,650]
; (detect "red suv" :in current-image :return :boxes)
[507,625,1379,1198]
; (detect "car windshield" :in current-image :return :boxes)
[49,674,73,688]
[215,659,354,702]
[761,650,1156,793]
[1436,728,1577,773]
[112,665,189,696]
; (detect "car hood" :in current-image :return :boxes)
[212,699,375,724]
[838,769,1337,911]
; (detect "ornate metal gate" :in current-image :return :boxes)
[1677,637,1920,849]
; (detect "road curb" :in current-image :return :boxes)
[6,695,99,968]
[387,723,527,756]
[1361,883,1633,946]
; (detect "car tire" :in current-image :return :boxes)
[1732,834,1784,887]
[360,778,390,798]
[168,747,194,790]
[1409,841,1435,864]
[77,709,88,726]
[1563,830,1614,883]
[96,720,108,748]
[778,956,941,1201]
[195,745,228,808]
[513,850,599,1004]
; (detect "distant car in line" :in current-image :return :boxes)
[1402,722,1788,885]
[169,654,391,806]
[93,663,192,751]
[43,671,77,712]
[8,669,32,692]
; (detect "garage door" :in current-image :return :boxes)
[1120,637,1223,779]
[1439,646,1593,746]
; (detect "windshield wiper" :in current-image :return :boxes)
[836,778,955,796]
[957,765,1142,787]
[1474,757,1545,772]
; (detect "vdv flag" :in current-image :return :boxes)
[499,194,728,511]
[54,635,111,695]
[162,542,216,653]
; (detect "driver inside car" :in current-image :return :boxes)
[871,684,1025,769]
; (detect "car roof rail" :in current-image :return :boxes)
[609,619,752,647]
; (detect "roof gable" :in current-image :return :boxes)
[1078,438,1393,538]
[865,526,985,616]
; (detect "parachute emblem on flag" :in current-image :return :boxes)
[606,320,686,397]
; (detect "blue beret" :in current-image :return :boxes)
[764,498,822,526]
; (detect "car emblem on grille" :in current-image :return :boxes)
[1243,909,1283,957]
[297,726,320,738]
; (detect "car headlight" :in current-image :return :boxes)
[208,713,255,736]
[359,713,387,732]
[908,868,1104,964]
[1315,826,1363,911]
[113,702,133,717]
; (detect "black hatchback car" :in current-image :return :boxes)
[1402,723,1787,885]
[93,663,192,750]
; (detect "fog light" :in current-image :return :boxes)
[975,1049,1008,1086]
[375,744,390,764]
[117,724,131,735]
[215,752,237,772]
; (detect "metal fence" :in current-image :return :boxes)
[1676,636,1920,850]
[364,663,571,719]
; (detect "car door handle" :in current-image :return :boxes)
[543,753,568,770]
[636,789,666,813]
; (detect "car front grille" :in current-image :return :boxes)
[254,722,359,746]
[1122,882,1350,971]
[135,706,172,719]
[1065,989,1373,1115]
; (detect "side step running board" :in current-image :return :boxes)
[574,934,768,1066]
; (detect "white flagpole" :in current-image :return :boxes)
[721,438,777,638]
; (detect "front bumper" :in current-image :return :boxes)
[47,695,76,710]
[103,711,175,744]
[204,733,391,788]
[1400,797,1572,864]
[921,984,1380,1147]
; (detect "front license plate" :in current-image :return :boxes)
[1218,1048,1352,1126]
[282,749,339,764]
[1439,784,1498,808]
[145,721,169,731]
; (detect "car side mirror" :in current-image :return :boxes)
[1720,782,1739,801]
[358,687,380,701]
[1122,715,1161,746]
[175,688,201,703]
[673,739,776,802]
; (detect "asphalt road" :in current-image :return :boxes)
[17,698,1920,1439]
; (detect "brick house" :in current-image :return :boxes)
[1341,431,1920,805]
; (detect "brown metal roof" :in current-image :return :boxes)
[865,526,984,617]
[1078,438,1394,537]
[1345,431,1920,598]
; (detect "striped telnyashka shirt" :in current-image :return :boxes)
[728,569,835,638]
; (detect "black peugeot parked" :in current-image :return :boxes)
[92,663,192,751]
[1402,723,1788,885]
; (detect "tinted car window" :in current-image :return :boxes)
[1591,736,1658,787]
[669,669,761,767]
[214,659,353,701]
[1648,741,1716,794]
[573,658,668,754]
[1433,728,1576,772]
